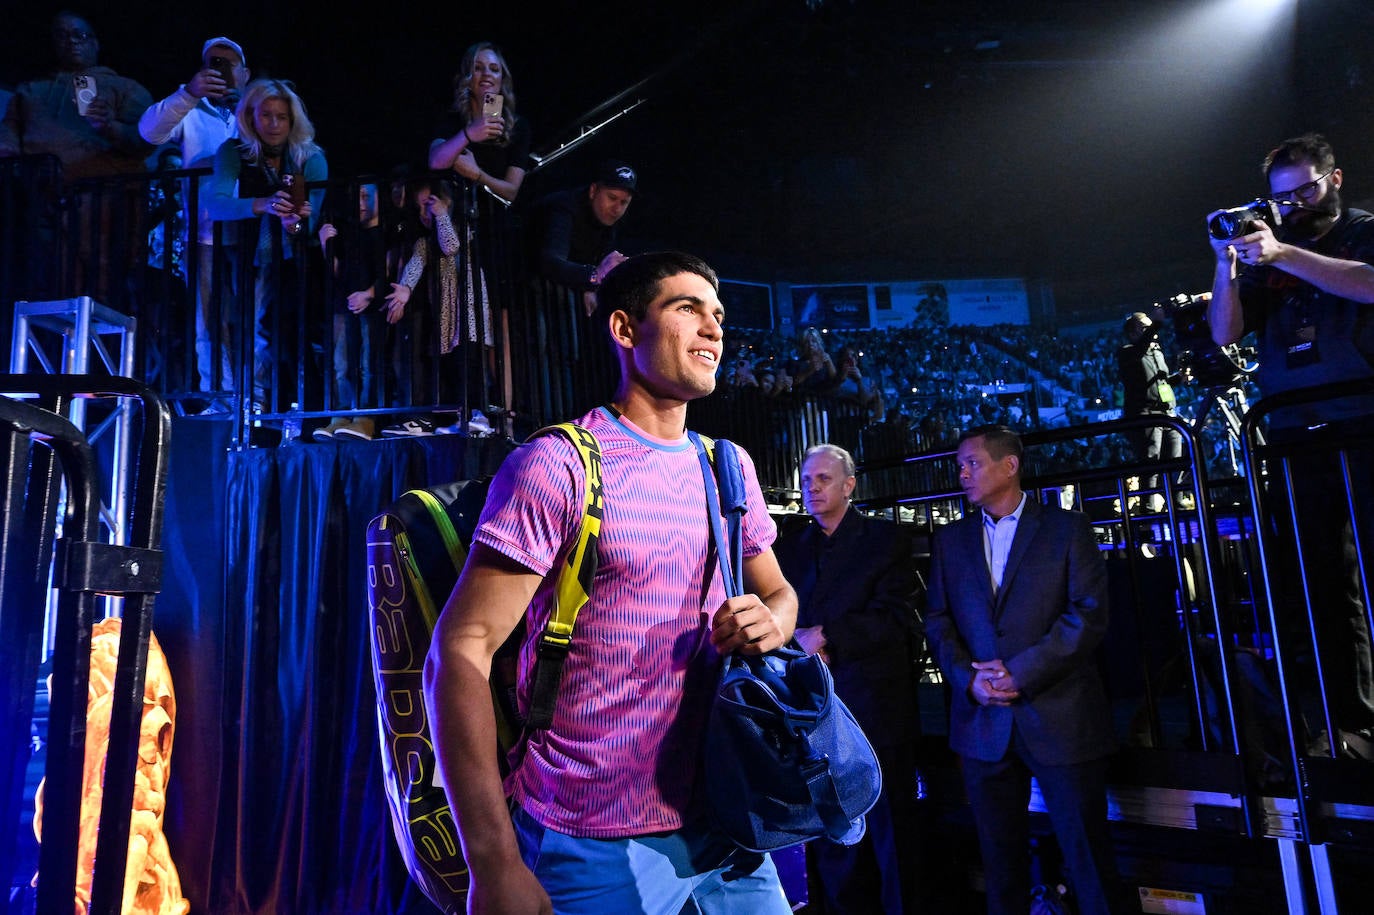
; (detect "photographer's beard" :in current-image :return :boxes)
[1282,185,1342,241]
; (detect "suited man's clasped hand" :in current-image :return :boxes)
[969,659,1021,707]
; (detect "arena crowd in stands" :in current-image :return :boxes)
[720,314,1257,479]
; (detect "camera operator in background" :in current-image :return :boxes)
[1116,310,1183,484]
[1206,132,1374,758]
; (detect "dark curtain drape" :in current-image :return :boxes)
[159,418,511,914]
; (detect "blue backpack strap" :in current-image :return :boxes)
[712,438,747,590]
[689,432,746,598]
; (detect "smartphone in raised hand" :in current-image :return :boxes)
[208,55,235,86]
[282,174,307,214]
[74,75,97,116]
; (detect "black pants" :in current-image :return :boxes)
[1270,435,1374,739]
[961,729,1118,915]
[810,742,921,914]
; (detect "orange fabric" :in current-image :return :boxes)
[33,618,189,915]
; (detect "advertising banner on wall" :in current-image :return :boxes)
[719,280,775,329]
[873,279,1030,329]
[789,285,872,329]
[788,278,1030,330]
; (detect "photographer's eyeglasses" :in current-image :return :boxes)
[53,29,95,44]
[1271,169,1334,202]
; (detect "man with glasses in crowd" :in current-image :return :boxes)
[0,12,151,306]
[0,11,151,181]
[1207,133,1374,759]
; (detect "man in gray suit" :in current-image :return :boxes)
[924,425,1119,914]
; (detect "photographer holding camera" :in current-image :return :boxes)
[1207,133,1374,417]
[1207,133,1374,758]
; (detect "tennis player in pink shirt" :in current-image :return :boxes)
[425,251,797,914]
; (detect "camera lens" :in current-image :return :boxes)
[1209,200,1280,241]
[1208,211,1245,240]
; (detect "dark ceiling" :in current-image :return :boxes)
[4,0,1372,322]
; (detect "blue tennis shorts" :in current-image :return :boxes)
[512,805,792,914]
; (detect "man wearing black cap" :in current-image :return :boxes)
[523,160,637,416]
[532,159,637,300]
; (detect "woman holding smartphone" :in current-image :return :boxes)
[428,41,530,203]
[425,42,531,422]
[206,78,327,409]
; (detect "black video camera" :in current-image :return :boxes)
[1176,345,1258,387]
[1208,198,1282,240]
[1161,293,1258,386]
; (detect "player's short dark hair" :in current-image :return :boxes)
[594,251,718,322]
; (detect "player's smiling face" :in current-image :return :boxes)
[623,271,724,403]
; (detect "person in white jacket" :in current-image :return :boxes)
[139,37,250,405]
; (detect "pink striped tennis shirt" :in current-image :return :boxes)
[473,406,776,838]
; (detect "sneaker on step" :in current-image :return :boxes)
[335,417,377,441]
[313,416,352,442]
[1339,728,1374,761]
[467,409,494,436]
[381,417,435,437]
[195,398,231,418]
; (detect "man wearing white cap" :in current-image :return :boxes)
[139,37,251,405]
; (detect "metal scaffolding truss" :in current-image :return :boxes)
[11,297,139,614]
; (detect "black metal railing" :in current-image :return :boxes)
[854,414,1281,831]
[5,163,908,475]
[1240,379,1374,849]
[0,375,171,914]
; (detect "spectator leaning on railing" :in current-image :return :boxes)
[139,36,251,405]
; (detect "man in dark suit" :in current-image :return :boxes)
[776,444,922,914]
[924,425,1119,914]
